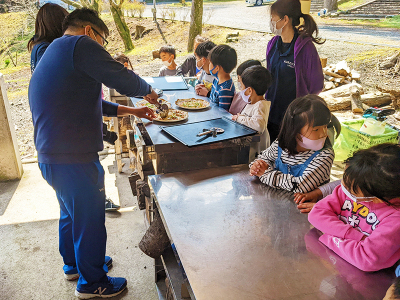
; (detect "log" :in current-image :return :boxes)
[324,70,345,79]
[324,81,335,91]
[349,85,363,114]
[334,60,350,77]
[379,51,400,70]
[320,57,328,68]
[135,25,146,39]
[319,83,364,99]
[323,92,393,111]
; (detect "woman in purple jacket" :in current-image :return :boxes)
[266,0,324,142]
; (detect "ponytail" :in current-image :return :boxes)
[270,0,325,45]
[298,13,325,44]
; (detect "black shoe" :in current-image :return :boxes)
[105,198,120,212]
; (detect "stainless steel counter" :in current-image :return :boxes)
[149,165,395,300]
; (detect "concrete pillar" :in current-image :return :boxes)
[0,73,23,181]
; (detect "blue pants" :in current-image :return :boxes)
[39,160,108,287]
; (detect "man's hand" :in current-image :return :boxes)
[195,84,209,97]
[132,107,156,120]
[117,105,155,120]
[249,159,269,177]
[143,89,159,105]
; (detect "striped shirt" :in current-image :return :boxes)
[209,78,235,111]
[250,140,335,193]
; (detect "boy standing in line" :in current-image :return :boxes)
[208,45,237,111]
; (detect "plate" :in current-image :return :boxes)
[136,98,171,111]
[175,98,210,110]
[153,109,188,123]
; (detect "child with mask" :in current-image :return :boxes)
[232,65,272,156]
[249,95,340,194]
[194,41,216,97]
[158,45,177,76]
[309,143,400,272]
[229,59,262,115]
[208,44,237,111]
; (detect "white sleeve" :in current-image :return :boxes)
[236,101,270,133]
[319,180,341,198]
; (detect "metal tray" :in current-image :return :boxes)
[161,117,257,147]
[142,75,189,91]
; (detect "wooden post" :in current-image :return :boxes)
[0,73,23,181]
[349,85,364,114]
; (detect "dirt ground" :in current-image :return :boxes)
[3,16,400,159]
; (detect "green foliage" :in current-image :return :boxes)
[4,59,10,67]
[122,1,145,18]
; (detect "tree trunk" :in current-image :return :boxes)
[110,2,134,51]
[324,0,338,12]
[187,0,203,52]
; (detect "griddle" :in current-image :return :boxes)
[142,76,188,91]
[161,117,257,147]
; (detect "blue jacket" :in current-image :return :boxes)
[29,35,151,164]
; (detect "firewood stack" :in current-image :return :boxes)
[323,60,361,91]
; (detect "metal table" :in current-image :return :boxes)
[129,87,257,176]
[149,165,395,300]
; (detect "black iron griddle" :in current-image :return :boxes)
[161,117,257,147]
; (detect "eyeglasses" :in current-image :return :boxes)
[85,26,108,47]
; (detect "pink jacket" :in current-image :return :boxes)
[308,185,400,272]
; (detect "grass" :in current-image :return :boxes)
[346,47,400,62]
[338,0,370,11]
[315,14,400,29]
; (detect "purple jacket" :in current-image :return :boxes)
[266,35,324,98]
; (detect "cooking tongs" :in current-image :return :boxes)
[155,99,169,119]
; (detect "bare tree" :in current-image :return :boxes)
[324,0,338,12]
[187,0,203,52]
[110,0,134,51]
[61,0,134,51]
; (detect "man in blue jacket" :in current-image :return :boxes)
[29,8,158,298]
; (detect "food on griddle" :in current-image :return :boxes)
[136,98,171,111]
[175,98,210,110]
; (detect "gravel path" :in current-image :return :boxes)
[142,1,400,47]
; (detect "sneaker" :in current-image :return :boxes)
[105,197,120,212]
[75,276,127,299]
[64,256,113,281]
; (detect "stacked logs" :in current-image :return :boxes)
[323,60,361,91]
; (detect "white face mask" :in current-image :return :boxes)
[196,58,204,70]
[341,183,375,203]
[239,88,251,104]
[270,17,285,36]
[163,60,172,67]
[297,134,326,151]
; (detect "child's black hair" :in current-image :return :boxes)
[343,143,400,207]
[159,45,176,58]
[208,44,237,73]
[236,59,262,77]
[394,277,400,299]
[113,53,133,70]
[62,7,109,37]
[240,65,272,96]
[277,94,341,155]
[195,41,216,59]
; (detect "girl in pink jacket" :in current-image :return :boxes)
[308,143,400,272]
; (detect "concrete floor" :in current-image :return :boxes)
[0,155,158,300]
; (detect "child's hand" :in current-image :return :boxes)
[232,114,239,121]
[249,160,269,177]
[195,84,209,97]
[294,189,323,204]
[297,202,316,214]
